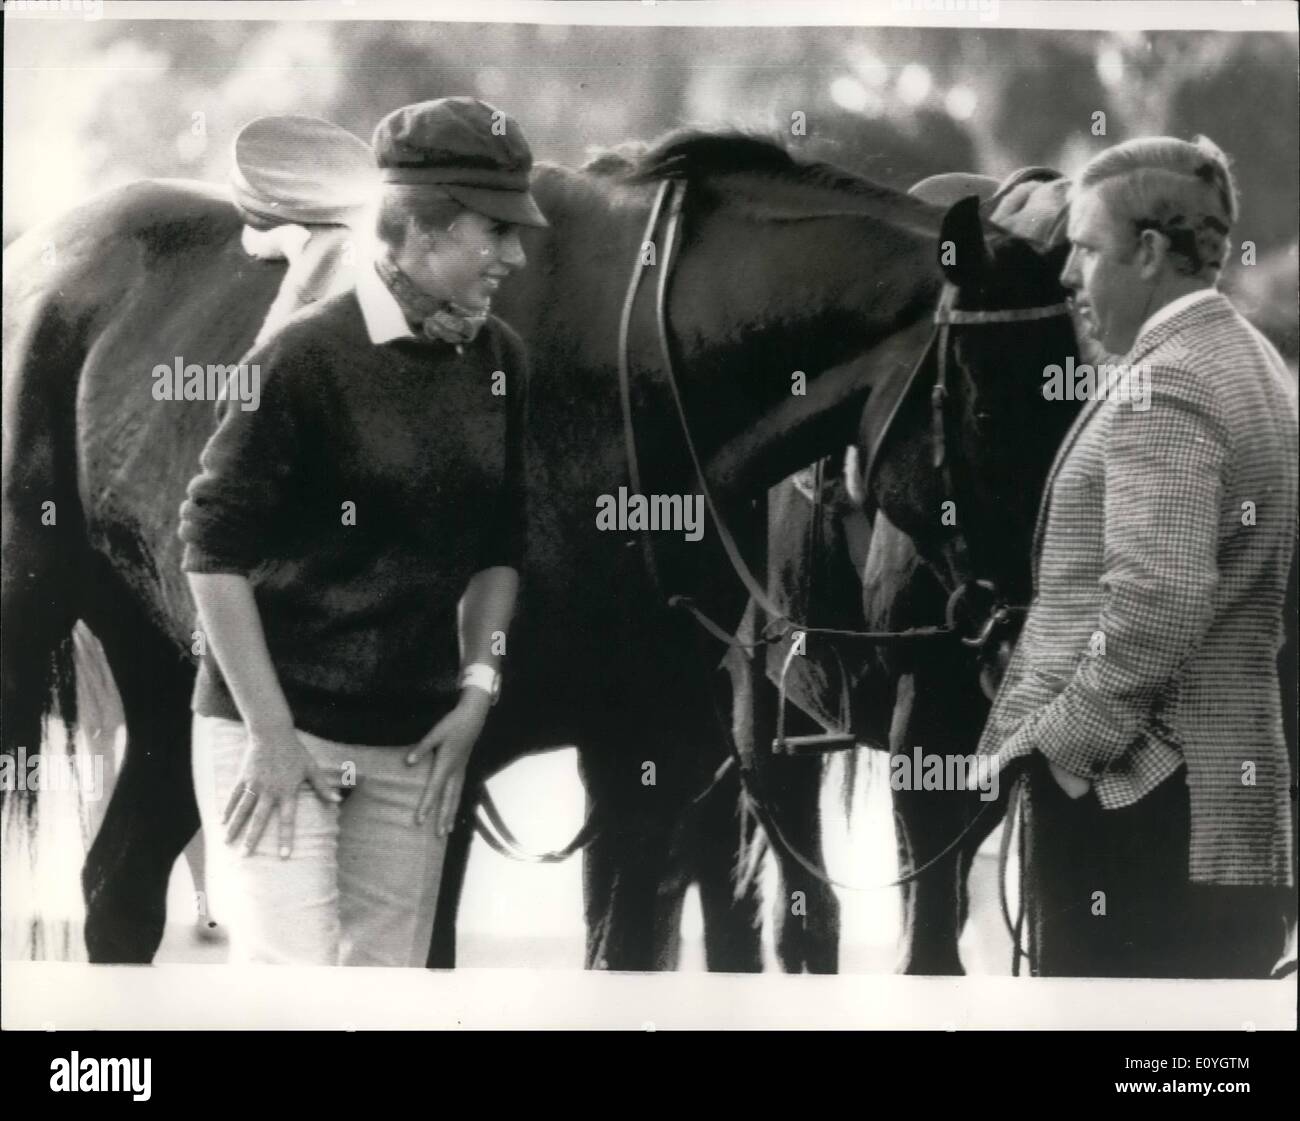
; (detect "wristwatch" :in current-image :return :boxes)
[459,662,501,705]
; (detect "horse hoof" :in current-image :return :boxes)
[896,954,965,977]
[193,917,228,945]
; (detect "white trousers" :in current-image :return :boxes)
[191,714,448,967]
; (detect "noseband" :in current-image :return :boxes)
[858,286,1071,648]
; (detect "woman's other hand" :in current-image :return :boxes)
[407,691,491,835]
[223,722,344,857]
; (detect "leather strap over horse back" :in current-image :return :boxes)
[618,178,799,627]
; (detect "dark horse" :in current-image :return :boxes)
[4,130,978,970]
[721,172,1087,973]
[855,178,1086,975]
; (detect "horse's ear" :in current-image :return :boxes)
[939,195,991,288]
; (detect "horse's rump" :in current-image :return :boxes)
[3,180,292,644]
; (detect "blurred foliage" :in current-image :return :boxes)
[3,19,1296,352]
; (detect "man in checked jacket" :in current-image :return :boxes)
[976,135,1298,978]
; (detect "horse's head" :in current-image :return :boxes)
[857,176,1084,618]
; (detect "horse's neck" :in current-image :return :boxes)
[693,196,939,381]
[682,208,941,479]
[535,174,946,496]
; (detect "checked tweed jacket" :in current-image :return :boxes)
[976,290,1298,886]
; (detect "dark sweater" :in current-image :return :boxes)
[178,289,528,745]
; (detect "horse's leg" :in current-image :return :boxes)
[423,720,520,969]
[585,808,687,972]
[955,773,1007,937]
[691,761,764,973]
[653,818,691,972]
[579,791,616,969]
[425,801,474,969]
[577,736,686,971]
[183,830,219,937]
[577,741,617,969]
[582,821,682,971]
[725,638,838,973]
[81,574,198,964]
[760,711,841,974]
[889,654,988,976]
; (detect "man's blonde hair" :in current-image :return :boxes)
[1076,135,1238,277]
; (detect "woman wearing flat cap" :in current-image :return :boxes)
[179,97,547,966]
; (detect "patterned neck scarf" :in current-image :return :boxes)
[373,254,487,350]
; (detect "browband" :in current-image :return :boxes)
[935,302,1071,325]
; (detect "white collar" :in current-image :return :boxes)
[354,258,417,345]
[1134,286,1219,347]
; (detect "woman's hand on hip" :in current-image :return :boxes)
[223,722,344,857]
[408,692,491,835]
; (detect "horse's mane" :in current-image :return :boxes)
[587,128,901,205]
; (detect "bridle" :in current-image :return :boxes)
[612,178,1071,728]
[858,285,1073,658]
[611,179,1035,661]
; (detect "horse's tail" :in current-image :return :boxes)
[0,621,122,961]
[69,620,126,755]
[0,636,77,823]
[8,623,122,814]
[734,795,767,900]
[1,219,103,818]
[0,263,120,953]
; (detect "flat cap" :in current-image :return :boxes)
[372,96,548,228]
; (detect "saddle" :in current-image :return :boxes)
[230,115,377,345]
[231,114,376,228]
